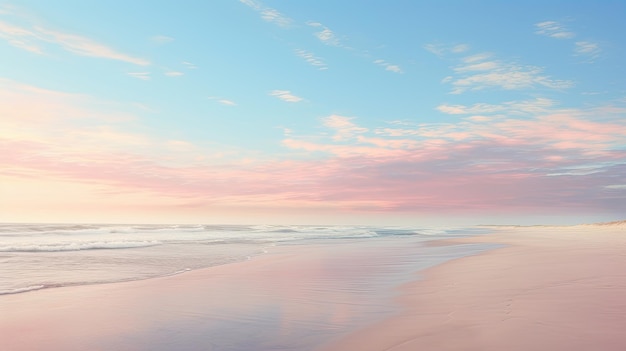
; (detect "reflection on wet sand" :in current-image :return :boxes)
[0,237,491,351]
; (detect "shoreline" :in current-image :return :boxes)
[318,224,626,351]
[0,234,491,351]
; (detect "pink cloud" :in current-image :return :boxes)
[2,80,625,220]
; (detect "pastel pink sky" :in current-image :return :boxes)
[1,79,624,225]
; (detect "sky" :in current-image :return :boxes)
[1,0,625,226]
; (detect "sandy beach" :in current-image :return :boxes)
[1,224,625,350]
[320,223,626,351]
[0,234,489,351]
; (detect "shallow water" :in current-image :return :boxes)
[0,224,498,351]
[0,223,488,295]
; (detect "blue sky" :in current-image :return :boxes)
[1,1,625,225]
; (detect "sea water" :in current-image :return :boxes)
[0,223,490,296]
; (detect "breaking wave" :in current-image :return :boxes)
[0,240,162,252]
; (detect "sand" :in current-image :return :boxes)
[0,237,480,351]
[2,224,625,350]
[0,244,363,351]
[319,224,626,351]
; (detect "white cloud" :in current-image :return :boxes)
[386,65,402,73]
[164,71,184,77]
[240,0,292,27]
[448,53,573,93]
[424,43,444,56]
[424,43,470,56]
[323,115,368,141]
[261,8,291,27]
[218,99,236,106]
[535,21,601,62]
[451,44,470,53]
[37,26,150,65]
[454,61,500,72]
[315,28,339,46]
[437,98,555,115]
[294,49,327,70]
[128,72,151,80]
[208,96,237,106]
[575,41,601,60]
[0,19,149,65]
[270,90,303,102]
[182,61,198,69]
[374,59,403,73]
[307,21,342,47]
[462,53,493,63]
[535,21,575,39]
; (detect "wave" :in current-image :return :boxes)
[0,285,46,295]
[0,224,458,251]
[0,240,162,252]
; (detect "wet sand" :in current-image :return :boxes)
[0,236,491,351]
[320,224,626,351]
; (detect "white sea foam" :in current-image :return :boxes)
[0,240,162,252]
[0,223,482,296]
[0,285,46,295]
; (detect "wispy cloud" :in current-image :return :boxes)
[446,52,573,93]
[437,98,555,116]
[218,99,237,106]
[128,72,151,80]
[373,59,403,73]
[323,115,368,141]
[182,61,198,69]
[0,19,149,65]
[575,41,601,61]
[208,96,237,106]
[240,0,292,27]
[209,96,237,106]
[535,21,602,63]
[307,21,343,47]
[151,35,174,44]
[534,21,602,62]
[424,43,470,56]
[294,49,328,70]
[450,44,470,53]
[535,21,575,39]
[270,90,303,102]
[164,71,184,77]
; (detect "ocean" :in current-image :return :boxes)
[0,223,492,297]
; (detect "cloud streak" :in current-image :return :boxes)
[270,90,303,102]
[0,19,149,65]
[208,96,237,106]
[575,41,601,60]
[128,72,151,80]
[240,0,292,27]
[535,21,575,39]
[307,21,343,47]
[294,49,328,70]
[373,59,402,73]
[534,20,601,62]
[445,52,573,93]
